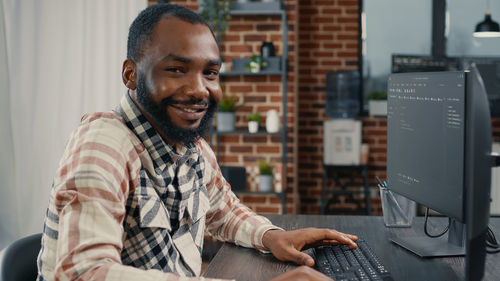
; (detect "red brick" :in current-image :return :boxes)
[229,85,252,93]
[337,34,358,40]
[256,206,281,214]
[323,8,341,15]
[337,51,358,57]
[224,34,241,42]
[257,146,281,154]
[339,0,358,6]
[257,24,281,32]
[219,155,239,163]
[230,146,254,153]
[245,96,267,103]
[256,85,281,92]
[229,45,253,53]
[219,135,240,143]
[241,196,267,204]
[229,24,254,32]
[244,34,267,42]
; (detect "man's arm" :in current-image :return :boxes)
[198,139,357,268]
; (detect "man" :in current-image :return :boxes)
[37,4,358,281]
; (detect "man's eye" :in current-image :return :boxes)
[205,70,219,77]
[165,67,182,73]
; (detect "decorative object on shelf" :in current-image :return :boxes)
[473,0,500,38]
[258,159,273,192]
[199,0,231,42]
[245,55,267,73]
[368,91,387,117]
[265,109,280,133]
[232,57,280,73]
[260,41,276,58]
[217,90,243,132]
[247,112,261,133]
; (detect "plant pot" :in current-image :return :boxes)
[259,175,273,192]
[368,100,387,116]
[217,112,235,132]
[248,121,259,133]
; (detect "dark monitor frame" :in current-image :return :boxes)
[386,67,492,281]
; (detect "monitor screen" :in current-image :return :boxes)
[386,68,493,281]
[387,71,466,221]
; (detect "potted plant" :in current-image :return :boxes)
[199,0,231,43]
[217,90,243,132]
[244,55,268,73]
[257,159,273,192]
[368,91,387,116]
[247,112,261,133]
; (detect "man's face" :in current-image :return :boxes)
[133,17,222,145]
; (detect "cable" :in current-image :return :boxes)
[486,226,500,254]
[422,206,500,254]
[423,207,450,238]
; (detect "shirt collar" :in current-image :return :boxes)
[117,92,198,171]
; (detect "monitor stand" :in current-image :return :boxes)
[390,218,465,257]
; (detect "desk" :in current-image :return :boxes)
[203,215,500,281]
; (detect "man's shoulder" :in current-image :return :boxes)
[74,111,142,152]
[80,111,125,127]
[79,111,129,134]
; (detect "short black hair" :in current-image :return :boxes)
[127,3,215,62]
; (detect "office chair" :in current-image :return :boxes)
[0,233,42,281]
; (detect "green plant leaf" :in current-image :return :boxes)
[248,112,262,122]
[258,159,273,175]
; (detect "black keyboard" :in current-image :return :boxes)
[313,239,394,281]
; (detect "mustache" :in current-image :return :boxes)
[161,96,211,107]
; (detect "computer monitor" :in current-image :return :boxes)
[386,67,493,281]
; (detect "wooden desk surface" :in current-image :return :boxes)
[203,215,500,281]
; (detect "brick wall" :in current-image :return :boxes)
[297,0,360,214]
[220,1,299,214]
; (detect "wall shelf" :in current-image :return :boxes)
[211,2,289,214]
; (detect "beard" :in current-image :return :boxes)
[135,74,216,146]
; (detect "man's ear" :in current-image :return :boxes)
[122,59,137,90]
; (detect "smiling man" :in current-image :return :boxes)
[36,4,357,281]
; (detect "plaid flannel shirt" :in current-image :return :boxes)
[37,93,279,281]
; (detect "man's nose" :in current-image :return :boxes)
[186,74,209,100]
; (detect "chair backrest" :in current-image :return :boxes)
[0,233,42,281]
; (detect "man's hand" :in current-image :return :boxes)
[269,266,333,281]
[262,228,358,267]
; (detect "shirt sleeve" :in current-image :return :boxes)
[199,140,283,252]
[46,114,231,281]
